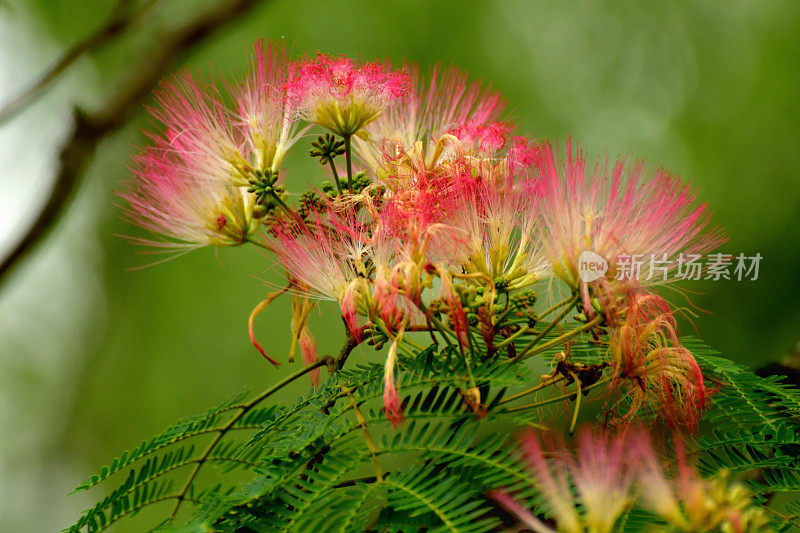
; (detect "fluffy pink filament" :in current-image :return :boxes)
[355,63,506,172]
[299,328,320,387]
[536,139,726,301]
[285,53,412,135]
[234,39,306,170]
[607,292,709,431]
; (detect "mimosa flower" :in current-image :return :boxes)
[447,119,511,155]
[234,39,308,173]
[630,432,768,532]
[354,64,505,174]
[123,40,305,249]
[286,53,412,137]
[495,428,767,533]
[267,210,370,306]
[123,144,258,248]
[491,428,634,533]
[606,292,709,431]
[441,167,549,293]
[535,140,725,313]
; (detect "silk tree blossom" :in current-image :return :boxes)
[606,292,709,431]
[493,428,767,533]
[630,431,768,533]
[122,73,257,248]
[441,167,550,293]
[535,140,725,313]
[267,210,371,314]
[122,40,307,248]
[490,428,634,533]
[354,64,506,174]
[123,143,258,248]
[234,39,308,173]
[285,53,412,138]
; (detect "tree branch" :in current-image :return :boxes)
[0,0,265,289]
[0,0,162,126]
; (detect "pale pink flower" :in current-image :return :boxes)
[267,210,370,306]
[535,140,725,311]
[123,143,257,249]
[439,165,549,292]
[285,53,412,137]
[234,39,308,172]
[494,428,634,533]
[122,72,257,248]
[123,40,305,249]
[355,64,505,174]
[568,428,635,533]
[629,431,768,532]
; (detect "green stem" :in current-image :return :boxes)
[494,325,537,349]
[343,134,354,192]
[568,371,581,434]
[498,374,567,405]
[327,156,343,194]
[246,239,274,253]
[270,189,293,215]
[417,301,459,349]
[517,315,601,361]
[516,294,579,356]
[504,377,609,413]
[537,295,576,320]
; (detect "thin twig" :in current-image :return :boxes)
[497,375,567,405]
[515,294,578,356]
[0,0,163,125]
[516,315,601,361]
[0,0,265,289]
[503,378,609,413]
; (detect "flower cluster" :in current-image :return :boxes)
[491,427,768,533]
[122,40,725,431]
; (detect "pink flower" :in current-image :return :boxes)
[355,64,505,174]
[629,431,768,532]
[535,140,725,312]
[121,72,256,248]
[267,209,369,307]
[122,40,305,249]
[495,428,635,533]
[439,165,549,292]
[606,292,709,431]
[447,120,511,155]
[234,39,308,172]
[123,142,257,249]
[285,53,412,137]
[496,427,767,533]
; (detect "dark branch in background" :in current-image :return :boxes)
[0,0,163,126]
[0,0,263,289]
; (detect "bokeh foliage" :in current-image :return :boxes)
[1,0,800,530]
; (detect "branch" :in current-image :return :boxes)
[0,0,163,126]
[0,0,264,289]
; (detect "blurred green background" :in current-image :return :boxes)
[1,0,799,530]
